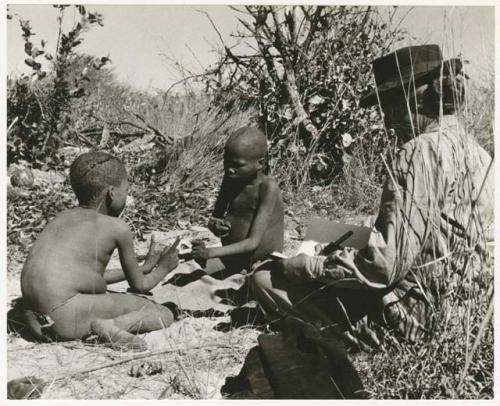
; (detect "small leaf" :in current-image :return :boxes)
[309,94,325,106]
[19,19,32,37]
[19,19,31,31]
[24,58,35,67]
[32,48,44,57]
[77,5,86,16]
[93,56,111,70]
[340,132,353,148]
[44,53,53,61]
[69,87,85,98]
[24,42,33,56]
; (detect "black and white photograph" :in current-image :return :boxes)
[4,1,496,401]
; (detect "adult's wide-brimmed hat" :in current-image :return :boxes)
[360,44,446,107]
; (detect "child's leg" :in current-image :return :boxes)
[206,256,247,280]
[48,292,174,350]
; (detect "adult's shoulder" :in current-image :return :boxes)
[399,131,438,154]
[395,118,461,169]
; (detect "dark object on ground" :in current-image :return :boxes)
[222,346,274,398]
[221,316,368,399]
[215,303,267,332]
[7,298,54,342]
[7,377,46,399]
[162,301,227,319]
[9,165,35,188]
[163,269,206,287]
[128,360,163,378]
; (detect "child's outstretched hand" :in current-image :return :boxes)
[145,234,164,264]
[191,239,209,264]
[208,217,231,238]
[158,237,180,272]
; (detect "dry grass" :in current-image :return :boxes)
[355,262,493,399]
[8,322,259,399]
[159,96,256,191]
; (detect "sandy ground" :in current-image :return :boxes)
[7,224,303,399]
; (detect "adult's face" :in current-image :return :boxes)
[379,99,413,143]
[379,84,429,143]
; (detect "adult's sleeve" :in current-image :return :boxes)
[283,140,439,290]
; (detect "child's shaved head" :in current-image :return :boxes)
[225,127,267,160]
[70,151,127,205]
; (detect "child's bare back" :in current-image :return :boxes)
[20,151,179,351]
[22,208,130,315]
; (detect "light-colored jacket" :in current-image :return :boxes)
[284,115,494,341]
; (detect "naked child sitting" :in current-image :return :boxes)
[192,127,284,276]
[21,151,178,351]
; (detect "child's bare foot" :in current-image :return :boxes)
[91,319,148,351]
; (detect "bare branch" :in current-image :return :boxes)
[197,9,225,46]
[133,113,173,144]
[298,6,324,64]
[228,5,249,15]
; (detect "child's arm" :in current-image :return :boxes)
[193,180,279,260]
[104,235,163,284]
[208,177,232,237]
[116,226,179,293]
[212,176,230,219]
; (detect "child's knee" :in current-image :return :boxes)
[251,269,273,294]
[51,315,90,340]
[156,306,175,327]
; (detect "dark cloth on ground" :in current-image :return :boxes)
[221,316,368,399]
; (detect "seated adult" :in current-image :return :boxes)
[251,45,494,347]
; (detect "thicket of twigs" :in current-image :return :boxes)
[7,5,494,400]
[201,6,405,190]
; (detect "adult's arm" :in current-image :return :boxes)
[282,141,434,289]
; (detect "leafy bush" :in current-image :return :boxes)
[204,6,405,190]
[7,5,107,167]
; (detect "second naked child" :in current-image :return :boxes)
[191,127,284,277]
